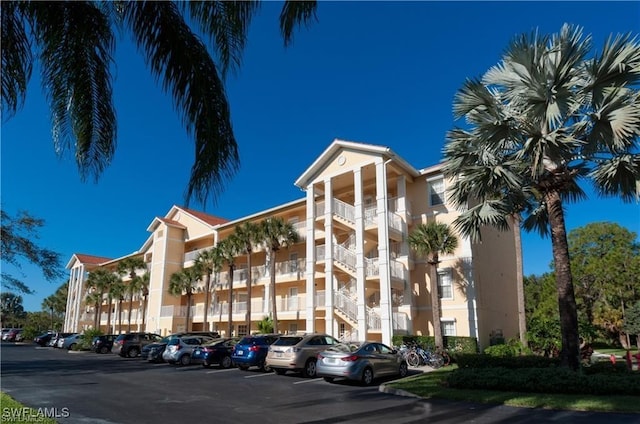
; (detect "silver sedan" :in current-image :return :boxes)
[316,341,408,385]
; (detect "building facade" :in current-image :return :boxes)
[64,139,520,349]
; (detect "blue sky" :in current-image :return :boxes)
[3,1,639,312]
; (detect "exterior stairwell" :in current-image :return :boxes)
[333,290,381,331]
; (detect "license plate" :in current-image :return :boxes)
[237,350,243,355]
[327,358,337,364]
[276,352,282,358]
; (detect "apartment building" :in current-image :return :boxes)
[64,139,520,349]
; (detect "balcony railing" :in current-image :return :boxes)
[184,247,212,263]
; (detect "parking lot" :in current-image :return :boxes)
[1,342,428,424]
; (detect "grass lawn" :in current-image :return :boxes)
[386,366,640,414]
[1,392,58,424]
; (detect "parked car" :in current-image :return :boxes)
[2,328,22,342]
[231,334,280,371]
[266,333,340,378]
[60,333,83,350]
[141,332,220,362]
[316,341,408,385]
[14,331,25,342]
[192,338,238,368]
[91,335,118,354]
[34,332,54,346]
[162,335,215,365]
[112,332,162,357]
[50,332,75,348]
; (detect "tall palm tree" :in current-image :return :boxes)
[234,221,261,333]
[2,1,318,205]
[85,268,118,332]
[137,272,151,332]
[84,291,102,330]
[218,235,241,337]
[260,217,300,334]
[168,267,200,332]
[408,222,458,351]
[111,279,126,334]
[442,24,640,370]
[195,247,224,332]
[117,257,146,333]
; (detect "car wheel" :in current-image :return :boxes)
[127,347,140,358]
[274,368,286,375]
[68,343,77,350]
[260,361,271,372]
[179,354,191,366]
[361,367,374,386]
[220,355,232,369]
[99,346,109,354]
[302,359,317,378]
[323,377,334,383]
[399,362,408,378]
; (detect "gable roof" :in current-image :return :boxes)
[178,207,229,227]
[66,253,112,269]
[294,138,420,189]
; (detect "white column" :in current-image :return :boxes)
[396,175,413,334]
[305,184,317,332]
[324,178,335,336]
[353,168,367,340]
[375,158,393,345]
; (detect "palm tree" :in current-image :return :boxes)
[442,24,640,370]
[85,268,118,332]
[218,235,241,337]
[111,279,126,334]
[195,247,224,332]
[234,221,261,333]
[2,1,318,205]
[168,267,200,332]
[137,272,151,332]
[117,257,146,333]
[260,217,300,334]
[84,291,102,330]
[408,222,458,351]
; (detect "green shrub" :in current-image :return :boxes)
[455,353,561,369]
[75,328,103,350]
[446,366,640,396]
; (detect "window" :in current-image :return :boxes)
[288,323,298,334]
[441,320,456,336]
[428,177,445,206]
[438,269,453,299]
[237,324,248,337]
[289,253,298,273]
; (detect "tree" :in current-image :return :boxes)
[1,210,63,294]
[2,1,318,205]
[116,257,146,333]
[568,222,640,346]
[408,222,458,350]
[1,292,26,327]
[168,267,200,332]
[41,282,67,332]
[260,217,300,334]
[111,279,126,334]
[623,301,640,349]
[217,235,241,337]
[85,268,119,332]
[234,221,261,333]
[195,247,224,332]
[443,24,640,369]
[137,272,151,332]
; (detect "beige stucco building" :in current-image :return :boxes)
[64,139,520,349]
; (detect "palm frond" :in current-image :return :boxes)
[590,154,640,201]
[279,0,317,46]
[30,1,116,181]
[184,1,260,78]
[122,1,239,205]
[1,1,33,120]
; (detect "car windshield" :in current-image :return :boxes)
[167,338,181,346]
[273,337,303,346]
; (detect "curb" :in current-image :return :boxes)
[378,383,423,399]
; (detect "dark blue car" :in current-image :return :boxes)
[231,334,280,371]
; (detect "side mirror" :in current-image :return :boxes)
[391,349,398,354]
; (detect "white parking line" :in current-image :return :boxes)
[206,368,239,374]
[293,378,323,385]
[243,372,275,379]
